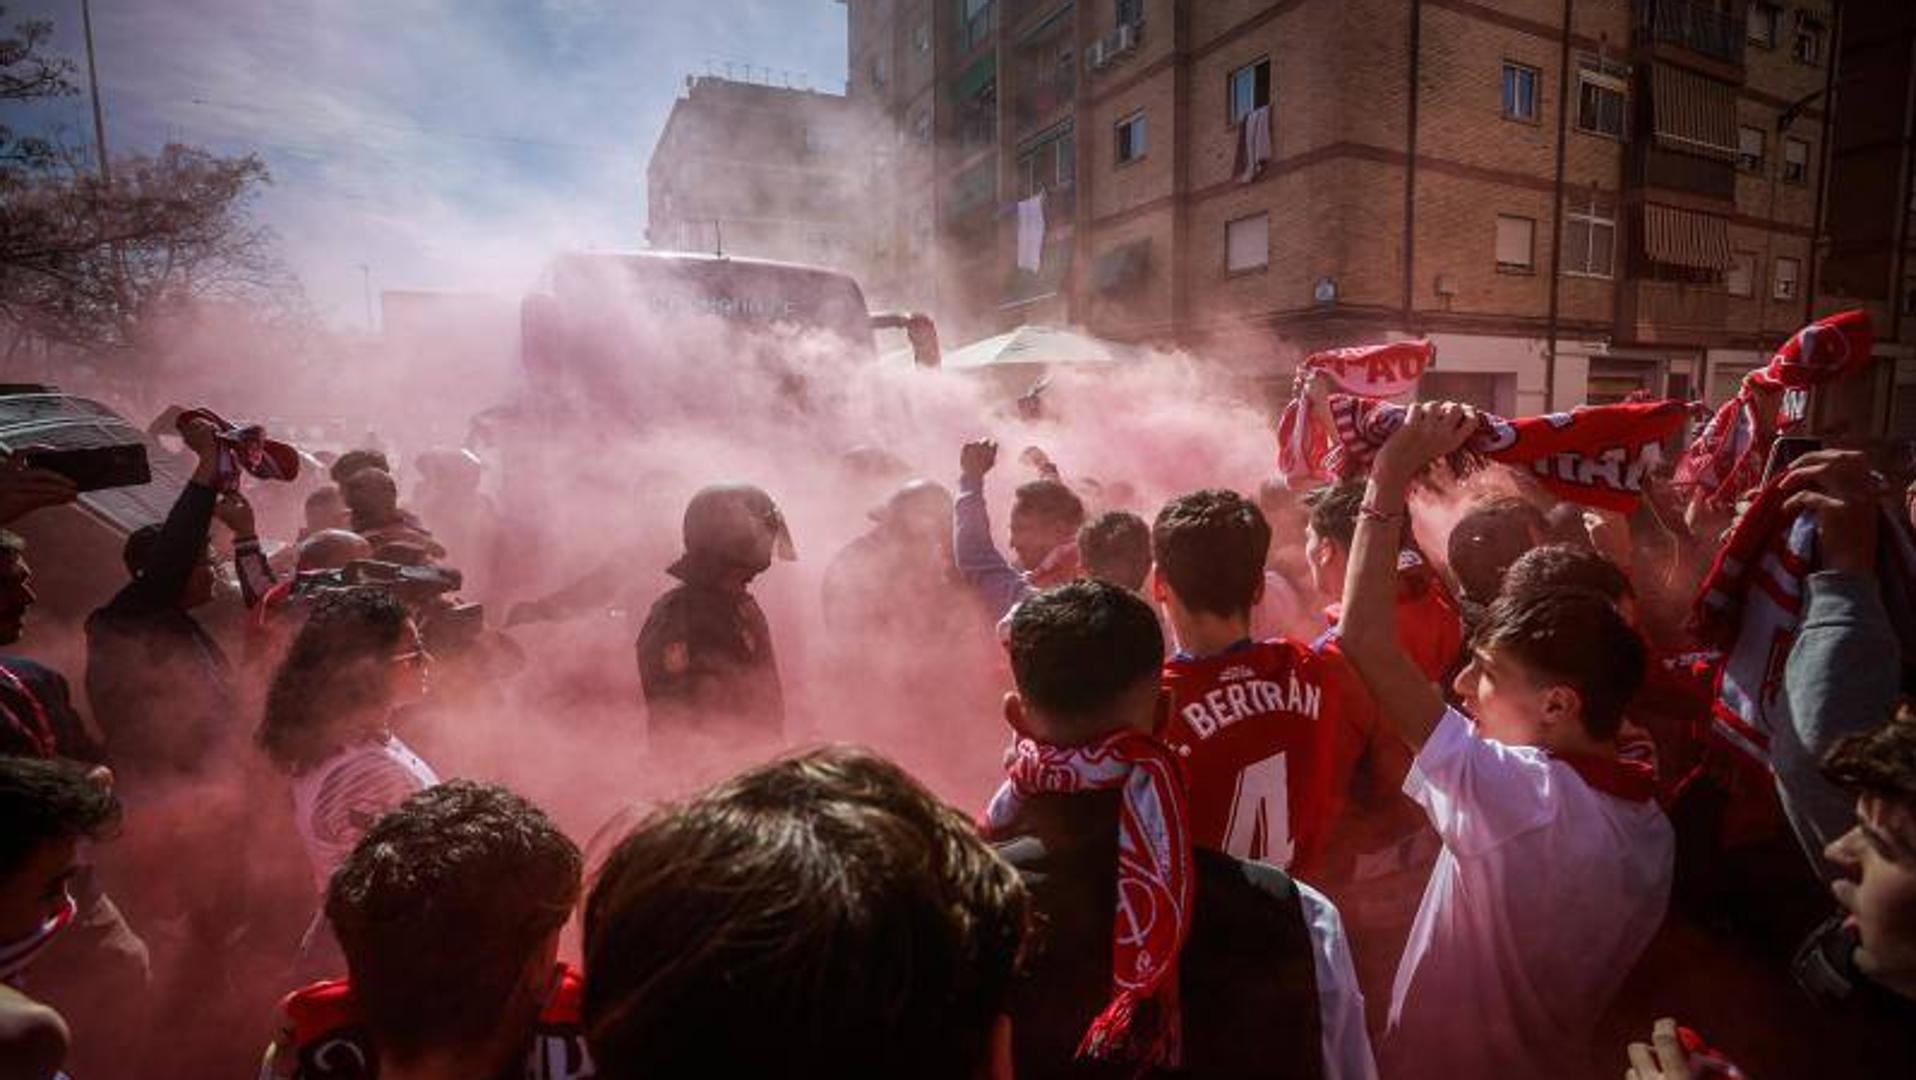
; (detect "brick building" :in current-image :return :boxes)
[646,74,885,299]
[844,0,1915,432]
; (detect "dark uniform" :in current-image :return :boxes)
[636,485,793,743]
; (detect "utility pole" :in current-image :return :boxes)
[358,264,375,332]
[80,0,111,183]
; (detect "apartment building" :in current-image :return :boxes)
[844,0,1901,431]
[646,74,880,293]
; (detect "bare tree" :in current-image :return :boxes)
[0,6,78,178]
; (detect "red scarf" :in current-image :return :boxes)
[1674,309,1873,509]
[1553,751,1659,803]
[0,891,75,986]
[1276,340,1434,489]
[984,731,1195,1069]
[1327,397,1689,511]
[0,663,55,758]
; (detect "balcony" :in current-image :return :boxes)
[1622,278,1730,335]
[1635,0,1745,67]
[1015,69,1076,129]
[1003,238,1074,306]
[1633,144,1736,200]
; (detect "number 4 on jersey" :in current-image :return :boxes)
[1223,751,1293,867]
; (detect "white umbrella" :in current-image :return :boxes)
[939,324,1144,370]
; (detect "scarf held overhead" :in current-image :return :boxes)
[984,731,1195,1070]
[1276,340,1434,489]
[1675,309,1873,509]
[1326,397,1689,511]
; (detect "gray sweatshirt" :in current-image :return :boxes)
[1774,570,1901,876]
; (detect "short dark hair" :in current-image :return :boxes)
[0,757,120,883]
[1449,497,1548,605]
[1474,587,1645,740]
[1501,543,1633,606]
[1822,702,1916,807]
[1079,510,1152,592]
[1303,481,1365,550]
[582,746,1028,1080]
[1012,479,1086,530]
[1152,489,1271,618]
[326,781,581,1066]
[330,449,391,486]
[1006,581,1163,736]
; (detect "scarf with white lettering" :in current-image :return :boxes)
[1327,397,1689,512]
[1674,309,1873,510]
[984,731,1194,1070]
[1692,477,1916,762]
[0,891,75,986]
[1276,340,1433,489]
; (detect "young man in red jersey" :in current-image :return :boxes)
[1152,489,1370,875]
[1302,481,1464,686]
[262,781,591,1080]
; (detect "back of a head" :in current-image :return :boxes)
[326,781,581,1067]
[0,756,120,884]
[1501,543,1632,606]
[1475,587,1645,740]
[1151,489,1271,618]
[296,530,374,574]
[305,484,344,517]
[330,449,392,486]
[121,524,162,579]
[1012,478,1086,531]
[342,468,399,518]
[1078,510,1152,592]
[582,746,1028,1080]
[1449,497,1547,605]
[1302,481,1364,550]
[1006,580,1164,744]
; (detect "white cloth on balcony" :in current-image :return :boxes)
[1238,104,1273,184]
[1016,191,1046,272]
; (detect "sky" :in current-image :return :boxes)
[4,0,849,329]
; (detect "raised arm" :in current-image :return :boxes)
[1338,402,1476,748]
[953,438,1035,621]
[104,415,222,615]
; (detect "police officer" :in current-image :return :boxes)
[636,484,794,744]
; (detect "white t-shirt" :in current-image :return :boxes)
[1383,708,1673,1078]
[291,735,440,893]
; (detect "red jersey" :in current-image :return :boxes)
[262,963,594,1079]
[1323,549,1464,686]
[1160,639,1368,875]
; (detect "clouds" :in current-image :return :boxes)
[3,0,846,325]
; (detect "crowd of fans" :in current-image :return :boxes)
[2,328,1915,1079]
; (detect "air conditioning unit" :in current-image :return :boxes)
[1086,40,1108,70]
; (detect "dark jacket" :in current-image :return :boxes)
[989,790,1325,1080]
[636,554,783,739]
[84,480,235,782]
[0,654,105,763]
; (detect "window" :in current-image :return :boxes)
[1793,13,1823,65]
[1115,112,1147,164]
[1228,59,1271,125]
[961,0,995,52]
[914,21,931,53]
[1226,212,1269,272]
[1737,125,1765,172]
[1057,129,1075,187]
[1116,0,1144,26]
[1563,199,1615,277]
[1495,214,1535,271]
[1502,62,1540,122]
[1747,2,1780,48]
[1576,72,1626,138]
[1783,137,1809,183]
[1726,251,1758,296]
[1773,256,1800,300]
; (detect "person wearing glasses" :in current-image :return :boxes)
[257,587,440,978]
[636,484,795,752]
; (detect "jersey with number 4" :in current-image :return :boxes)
[1161,639,1363,874]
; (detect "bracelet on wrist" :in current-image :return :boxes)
[1357,503,1408,526]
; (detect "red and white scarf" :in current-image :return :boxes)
[1276,341,1434,489]
[984,731,1195,1069]
[0,891,75,986]
[1693,477,1916,762]
[1674,309,1873,509]
[1327,397,1689,512]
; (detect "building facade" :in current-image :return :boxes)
[646,74,886,299]
[844,0,1915,434]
